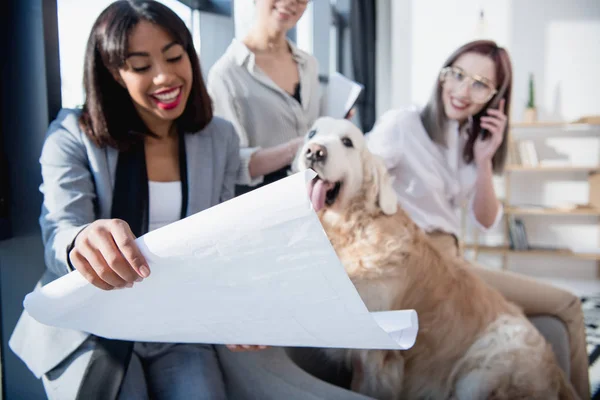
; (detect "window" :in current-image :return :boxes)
[177,0,232,17]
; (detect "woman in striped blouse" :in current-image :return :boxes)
[207,0,318,195]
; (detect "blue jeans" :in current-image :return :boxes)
[43,337,226,400]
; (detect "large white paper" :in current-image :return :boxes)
[24,170,418,350]
[324,72,364,119]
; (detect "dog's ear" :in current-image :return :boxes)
[372,156,398,215]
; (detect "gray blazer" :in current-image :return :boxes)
[9,108,240,378]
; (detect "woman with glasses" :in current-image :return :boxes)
[207,0,320,196]
[367,40,589,399]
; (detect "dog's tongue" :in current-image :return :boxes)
[308,179,335,212]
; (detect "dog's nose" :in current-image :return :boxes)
[305,143,327,163]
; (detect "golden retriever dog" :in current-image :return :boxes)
[293,117,576,400]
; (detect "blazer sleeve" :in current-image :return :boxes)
[220,122,241,203]
[39,111,96,277]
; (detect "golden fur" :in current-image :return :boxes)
[295,117,576,400]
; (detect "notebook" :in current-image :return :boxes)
[323,72,364,119]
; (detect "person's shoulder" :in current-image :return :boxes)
[41,108,92,162]
[205,115,234,132]
[368,106,419,133]
[208,40,246,80]
[380,106,422,125]
[45,108,88,144]
[209,54,236,77]
[198,116,238,144]
[367,106,429,150]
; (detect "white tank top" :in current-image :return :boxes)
[148,181,182,232]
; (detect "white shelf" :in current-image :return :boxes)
[463,244,600,261]
[512,122,600,130]
[506,206,600,216]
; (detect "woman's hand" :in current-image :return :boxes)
[226,345,268,352]
[69,219,150,290]
[474,98,507,168]
[289,137,305,153]
[287,136,305,164]
[248,137,306,179]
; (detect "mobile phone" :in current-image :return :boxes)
[478,64,510,140]
[479,127,491,140]
[479,96,501,140]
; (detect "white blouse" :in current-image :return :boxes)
[366,106,503,237]
[148,181,182,232]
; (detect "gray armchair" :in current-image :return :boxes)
[217,315,571,399]
[530,315,570,377]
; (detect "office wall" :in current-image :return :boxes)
[503,0,600,283]
[199,11,235,75]
[509,0,600,122]
[385,0,600,121]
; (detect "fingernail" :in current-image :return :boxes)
[139,265,150,278]
[125,282,133,288]
[135,276,143,283]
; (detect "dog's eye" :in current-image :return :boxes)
[341,137,354,148]
[307,129,317,139]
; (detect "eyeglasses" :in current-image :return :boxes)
[439,66,497,104]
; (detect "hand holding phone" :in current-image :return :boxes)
[480,126,492,140]
[473,98,507,167]
[479,98,506,141]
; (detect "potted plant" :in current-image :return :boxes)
[523,73,537,123]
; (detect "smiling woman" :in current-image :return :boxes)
[8,1,241,399]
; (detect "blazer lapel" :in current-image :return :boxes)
[185,132,214,216]
[98,146,119,220]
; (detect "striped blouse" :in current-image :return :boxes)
[207,39,322,186]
